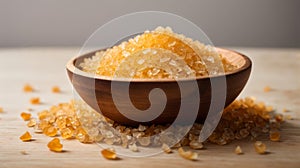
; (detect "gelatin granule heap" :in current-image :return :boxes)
[24,97,284,150]
[33,102,93,143]
[80,27,237,79]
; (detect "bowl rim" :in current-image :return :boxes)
[66,47,252,82]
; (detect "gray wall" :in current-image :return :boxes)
[1,0,299,48]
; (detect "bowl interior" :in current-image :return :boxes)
[69,47,249,82]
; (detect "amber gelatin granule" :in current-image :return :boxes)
[264,86,272,92]
[27,118,37,127]
[23,84,34,92]
[43,126,58,137]
[20,112,31,121]
[20,131,32,142]
[52,86,61,93]
[178,147,198,161]
[80,27,236,79]
[30,97,40,105]
[47,138,63,152]
[269,131,280,142]
[101,148,117,160]
[235,146,243,155]
[254,141,267,154]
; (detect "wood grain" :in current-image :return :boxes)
[0,47,299,168]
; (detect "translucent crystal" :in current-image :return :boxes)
[235,145,243,155]
[128,143,139,152]
[254,141,267,154]
[269,131,280,142]
[101,148,117,160]
[162,143,172,153]
[114,48,195,79]
[137,136,151,146]
[189,140,204,149]
[47,138,63,152]
[19,131,32,142]
[178,147,198,161]
[96,27,230,78]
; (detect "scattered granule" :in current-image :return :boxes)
[20,112,31,121]
[162,143,172,153]
[266,105,274,113]
[27,118,37,127]
[138,124,147,132]
[137,136,151,146]
[27,107,33,112]
[235,146,243,155]
[23,84,34,92]
[52,86,61,93]
[189,140,204,150]
[47,138,63,152]
[101,148,118,160]
[254,141,267,154]
[178,147,198,161]
[264,86,272,92]
[282,108,289,112]
[284,115,293,120]
[30,97,40,105]
[275,114,284,123]
[43,126,58,137]
[34,124,43,134]
[20,150,28,155]
[19,131,32,142]
[269,131,280,142]
[128,143,139,152]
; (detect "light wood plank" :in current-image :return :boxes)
[0,47,299,168]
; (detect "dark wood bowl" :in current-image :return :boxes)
[66,48,251,126]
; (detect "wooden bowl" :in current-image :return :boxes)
[66,48,251,126]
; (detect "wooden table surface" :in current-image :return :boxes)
[0,47,299,168]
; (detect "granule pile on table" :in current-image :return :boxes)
[20,96,286,154]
